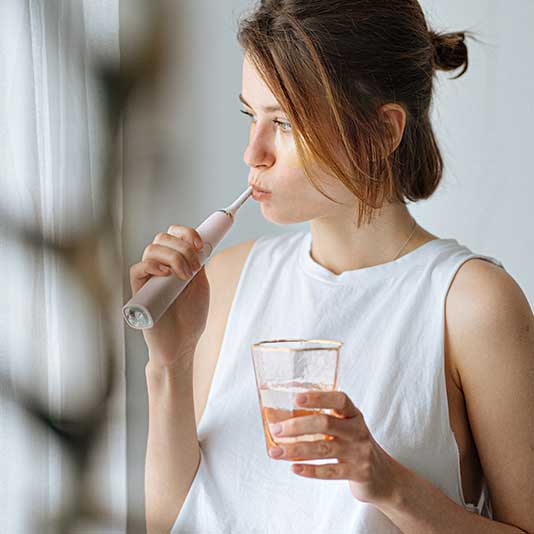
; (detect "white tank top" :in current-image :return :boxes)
[171,230,503,534]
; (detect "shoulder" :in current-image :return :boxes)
[445,258,532,357]
[205,239,257,290]
[444,258,534,528]
[209,231,303,273]
[210,238,258,267]
[204,230,303,304]
[445,258,533,378]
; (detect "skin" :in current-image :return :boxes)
[240,54,534,533]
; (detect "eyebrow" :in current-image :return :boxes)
[239,93,283,113]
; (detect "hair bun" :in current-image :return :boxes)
[430,30,469,79]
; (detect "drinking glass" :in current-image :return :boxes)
[251,338,342,459]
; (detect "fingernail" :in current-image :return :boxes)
[272,423,282,435]
[194,239,202,249]
[296,394,307,404]
[270,447,283,457]
[159,265,170,273]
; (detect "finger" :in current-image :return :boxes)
[291,461,351,480]
[130,259,172,279]
[142,242,197,279]
[294,390,360,419]
[167,225,204,251]
[153,233,202,273]
[269,437,342,461]
[129,260,173,294]
[272,412,353,440]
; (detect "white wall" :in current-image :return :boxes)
[413,0,534,307]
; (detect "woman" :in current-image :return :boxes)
[130,1,534,533]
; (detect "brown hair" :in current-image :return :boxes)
[237,0,476,226]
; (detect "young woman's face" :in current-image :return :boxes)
[241,55,355,225]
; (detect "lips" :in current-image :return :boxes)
[250,183,271,194]
[250,185,272,201]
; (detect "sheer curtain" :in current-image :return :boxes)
[0,1,126,533]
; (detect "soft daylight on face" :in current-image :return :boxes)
[241,55,356,226]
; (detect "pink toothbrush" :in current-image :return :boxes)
[123,185,253,329]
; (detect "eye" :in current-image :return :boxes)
[240,109,293,134]
[274,119,292,133]
[240,109,256,122]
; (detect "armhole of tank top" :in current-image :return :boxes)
[197,235,269,433]
[438,253,504,514]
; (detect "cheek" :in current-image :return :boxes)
[275,130,303,170]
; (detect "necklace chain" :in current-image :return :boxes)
[393,218,417,261]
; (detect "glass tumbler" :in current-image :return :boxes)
[251,338,342,458]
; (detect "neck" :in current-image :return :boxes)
[308,202,438,275]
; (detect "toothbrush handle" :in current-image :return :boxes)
[122,211,233,330]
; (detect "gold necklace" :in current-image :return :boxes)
[393,218,418,260]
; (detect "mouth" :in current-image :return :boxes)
[249,183,271,194]
[250,184,272,201]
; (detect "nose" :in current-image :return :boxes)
[243,123,275,170]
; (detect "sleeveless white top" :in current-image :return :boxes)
[171,230,503,533]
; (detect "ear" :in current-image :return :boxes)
[379,103,406,155]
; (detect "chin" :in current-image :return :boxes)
[260,204,311,226]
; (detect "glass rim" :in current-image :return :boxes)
[251,338,343,352]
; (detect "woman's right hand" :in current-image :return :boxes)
[129,225,210,370]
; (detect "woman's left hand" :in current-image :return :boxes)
[268,390,399,505]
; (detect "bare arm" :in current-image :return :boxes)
[377,259,534,533]
[446,260,534,530]
[144,240,255,533]
[143,251,220,534]
[145,359,199,534]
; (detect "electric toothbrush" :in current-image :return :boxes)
[123,185,253,330]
